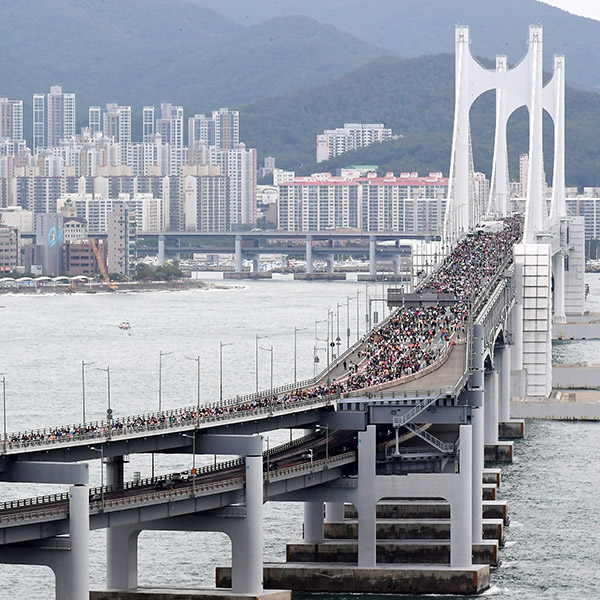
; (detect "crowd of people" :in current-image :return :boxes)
[8,217,523,449]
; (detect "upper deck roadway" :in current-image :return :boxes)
[0,219,521,542]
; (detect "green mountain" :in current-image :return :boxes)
[0,0,385,135]
[193,0,600,92]
[240,54,600,188]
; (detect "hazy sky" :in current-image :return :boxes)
[541,0,600,21]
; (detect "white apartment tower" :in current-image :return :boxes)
[188,108,239,150]
[0,99,23,142]
[316,123,392,163]
[46,85,76,147]
[33,93,45,151]
[103,103,132,165]
[142,106,155,143]
[88,106,101,136]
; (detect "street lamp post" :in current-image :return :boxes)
[294,326,306,384]
[220,341,234,402]
[181,433,196,495]
[95,366,112,425]
[317,424,330,467]
[1,376,6,454]
[158,350,174,413]
[255,334,268,393]
[356,289,361,341]
[81,360,95,423]
[335,302,341,357]
[259,345,274,391]
[186,356,201,424]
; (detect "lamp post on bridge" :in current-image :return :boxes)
[294,326,306,384]
[1,375,6,454]
[255,334,268,393]
[259,346,274,412]
[81,360,95,423]
[158,350,175,413]
[335,302,341,358]
[185,355,201,424]
[220,341,234,403]
[95,366,112,425]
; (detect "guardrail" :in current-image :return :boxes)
[3,225,519,457]
[0,450,357,526]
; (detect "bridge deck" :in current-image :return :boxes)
[386,342,467,394]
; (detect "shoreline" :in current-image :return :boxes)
[0,279,237,295]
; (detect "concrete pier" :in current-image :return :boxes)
[499,420,524,439]
[217,564,490,595]
[92,590,290,600]
[286,540,499,566]
[484,442,514,463]
[294,273,345,281]
[223,272,272,279]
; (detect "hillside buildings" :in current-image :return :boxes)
[316,123,392,163]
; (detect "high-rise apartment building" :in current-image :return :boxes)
[88,106,101,136]
[142,106,155,143]
[216,143,256,226]
[33,94,45,151]
[188,108,239,150]
[0,99,23,142]
[106,202,136,275]
[102,103,131,165]
[316,123,392,163]
[46,85,76,147]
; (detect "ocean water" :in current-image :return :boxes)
[0,274,597,598]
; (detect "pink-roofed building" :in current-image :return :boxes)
[277,171,450,234]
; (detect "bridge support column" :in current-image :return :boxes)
[106,524,141,590]
[306,235,313,274]
[303,502,324,542]
[106,455,136,589]
[325,502,345,522]
[369,237,377,276]
[450,424,473,568]
[235,235,243,273]
[231,453,264,595]
[326,254,335,274]
[484,368,499,445]
[553,250,566,323]
[157,234,166,266]
[470,325,485,544]
[252,257,260,272]
[510,260,525,396]
[106,455,125,489]
[499,344,512,422]
[357,425,377,567]
[63,484,89,600]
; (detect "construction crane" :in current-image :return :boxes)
[90,238,117,291]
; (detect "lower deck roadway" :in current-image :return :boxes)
[0,435,357,546]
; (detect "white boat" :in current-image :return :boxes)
[119,321,131,330]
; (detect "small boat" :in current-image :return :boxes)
[119,321,131,330]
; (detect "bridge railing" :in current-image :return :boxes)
[0,450,358,524]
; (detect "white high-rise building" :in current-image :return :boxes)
[142,106,155,143]
[216,143,256,226]
[33,93,45,151]
[88,106,101,136]
[46,85,76,147]
[316,123,392,163]
[188,108,239,150]
[0,99,23,142]
[102,103,131,165]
